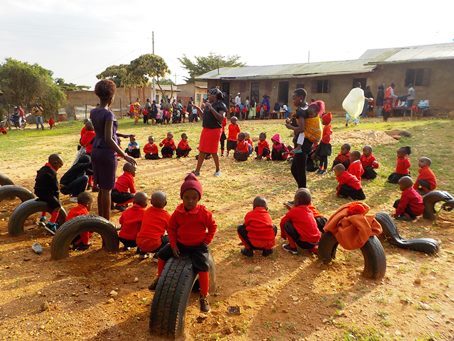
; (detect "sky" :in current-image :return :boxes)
[0,0,453,88]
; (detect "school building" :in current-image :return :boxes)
[196,42,454,114]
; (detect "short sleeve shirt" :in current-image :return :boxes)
[202,101,227,129]
[90,107,118,149]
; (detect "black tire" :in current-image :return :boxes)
[0,185,35,203]
[51,215,119,260]
[150,253,216,338]
[423,190,454,220]
[7,199,67,236]
[318,232,386,280]
[0,173,14,186]
[375,212,439,255]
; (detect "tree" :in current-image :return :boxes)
[96,64,145,88]
[178,53,245,83]
[55,78,90,91]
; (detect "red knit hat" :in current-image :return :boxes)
[322,112,332,125]
[180,173,203,199]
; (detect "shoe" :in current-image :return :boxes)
[192,170,200,177]
[319,169,326,175]
[282,243,298,255]
[72,243,90,251]
[38,216,47,227]
[262,249,273,257]
[199,296,211,313]
[395,215,412,221]
[240,248,253,257]
[214,170,221,177]
[69,196,78,203]
[148,277,159,291]
[43,222,58,235]
[114,205,127,212]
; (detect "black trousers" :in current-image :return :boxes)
[143,114,149,124]
[393,199,417,219]
[237,224,277,250]
[362,166,377,180]
[60,175,89,197]
[119,237,137,248]
[338,184,366,200]
[234,151,248,161]
[220,132,226,151]
[284,221,318,249]
[161,146,174,158]
[36,194,61,211]
[145,153,159,160]
[315,216,327,233]
[158,242,210,272]
[176,148,191,158]
[111,189,134,205]
[332,159,350,170]
[291,139,312,188]
[319,156,328,170]
[227,140,237,151]
[254,146,270,158]
[415,179,431,192]
[125,148,141,158]
[388,172,406,184]
[271,149,285,161]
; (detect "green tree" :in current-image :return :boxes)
[55,78,90,91]
[96,64,145,88]
[178,53,245,83]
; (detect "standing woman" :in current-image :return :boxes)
[90,80,137,220]
[192,88,227,176]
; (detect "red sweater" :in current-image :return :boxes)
[396,187,424,216]
[334,152,350,164]
[360,154,379,169]
[321,124,332,144]
[243,207,275,249]
[160,138,176,150]
[138,206,171,241]
[246,138,253,148]
[168,204,217,248]
[395,156,411,175]
[80,130,96,154]
[144,142,158,155]
[114,171,136,194]
[236,140,249,153]
[257,140,270,156]
[348,160,364,181]
[66,204,89,221]
[336,171,362,191]
[177,140,191,150]
[280,205,320,244]
[414,166,437,191]
[119,204,145,240]
[227,124,240,141]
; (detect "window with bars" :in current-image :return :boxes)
[312,79,330,93]
[405,68,430,86]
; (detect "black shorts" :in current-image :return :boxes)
[158,242,210,272]
[227,140,237,151]
[111,189,134,204]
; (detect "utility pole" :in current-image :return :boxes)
[152,31,156,102]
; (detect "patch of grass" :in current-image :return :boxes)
[338,324,384,341]
[331,298,346,310]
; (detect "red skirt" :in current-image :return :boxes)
[199,127,222,154]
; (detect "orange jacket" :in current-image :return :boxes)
[321,124,332,144]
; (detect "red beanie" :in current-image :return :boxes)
[180,173,203,199]
[322,112,332,125]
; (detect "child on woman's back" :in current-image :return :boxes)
[388,146,411,183]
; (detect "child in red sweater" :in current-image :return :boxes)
[348,150,364,181]
[334,164,366,200]
[226,116,240,156]
[361,145,379,180]
[0,122,7,135]
[220,116,227,156]
[137,191,170,257]
[80,121,95,155]
[255,132,271,160]
[111,163,136,211]
[244,132,253,155]
[176,133,192,158]
[393,176,424,221]
[160,132,176,158]
[150,174,217,313]
[388,146,411,183]
[281,189,321,255]
[143,136,159,160]
[414,157,437,194]
[234,132,250,162]
[238,196,276,257]
[331,143,351,170]
[67,192,93,251]
[315,112,332,174]
[118,192,148,250]
[285,201,328,233]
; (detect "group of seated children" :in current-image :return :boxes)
[125,132,192,160]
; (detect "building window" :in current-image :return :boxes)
[250,81,259,102]
[312,79,330,93]
[405,68,431,86]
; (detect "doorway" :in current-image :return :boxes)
[278,81,289,104]
[221,82,230,107]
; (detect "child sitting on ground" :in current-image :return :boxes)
[314,112,332,174]
[360,145,379,180]
[226,116,240,156]
[270,134,289,161]
[414,157,437,194]
[388,146,411,183]
[234,132,250,162]
[125,135,141,158]
[136,191,170,258]
[143,136,159,160]
[150,174,217,313]
[331,143,351,170]
[35,154,64,234]
[255,132,271,160]
[238,196,276,257]
[176,133,192,158]
[67,192,93,250]
[244,132,253,155]
[111,163,136,211]
[348,150,364,181]
[334,164,366,200]
[280,188,321,255]
[160,132,176,158]
[393,176,424,221]
[118,192,148,250]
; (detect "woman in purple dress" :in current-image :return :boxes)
[90,80,136,220]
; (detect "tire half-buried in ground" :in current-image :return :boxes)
[7,199,67,236]
[318,232,386,280]
[51,215,119,260]
[149,253,216,338]
[0,173,14,186]
[0,185,35,203]
[423,190,454,220]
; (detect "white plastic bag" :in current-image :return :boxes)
[342,88,365,119]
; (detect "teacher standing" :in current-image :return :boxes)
[192,88,227,177]
[90,80,136,220]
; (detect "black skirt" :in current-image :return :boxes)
[315,142,332,157]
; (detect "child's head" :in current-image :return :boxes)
[362,145,373,157]
[341,143,351,155]
[94,79,116,104]
[166,132,173,139]
[418,157,432,168]
[294,188,312,206]
[253,196,268,210]
[77,191,93,210]
[151,191,167,209]
[321,112,332,125]
[244,132,251,140]
[398,176,413,191]
[350,150,361,162]
[259,132,267,141]
[133,192,148,208]
[85,120,94,131]
[397,146,411,157]
[230,116,238,124]
[123,162,136,176]
[148,136,154,144]
[48,154,64,171]
[333,164,346,177]
[180,173,203,211]
[181,133,188,140]
[307,102,320,116]
[237,132,246,141]
[129,135,136,143]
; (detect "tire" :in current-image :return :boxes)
[423,190,454,220]
[375,212,439,255]
[51,215,119,260]
[0,173,14,186]
[7,199,67,236]
[318,232,386,280]
[0,185,35,203]
[150,253,216,338]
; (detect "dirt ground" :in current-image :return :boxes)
[0,119,453,340]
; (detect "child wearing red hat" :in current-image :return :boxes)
[255,132,271,160]
[67,192,93,251]
[237,196,276,257]
[360,145,379,180]
[150,174,217,313]
[118,192,148,250]
[314,112,332,174]
[388,146,411,183]
[270,134,289,161]
[347,151,364,181]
